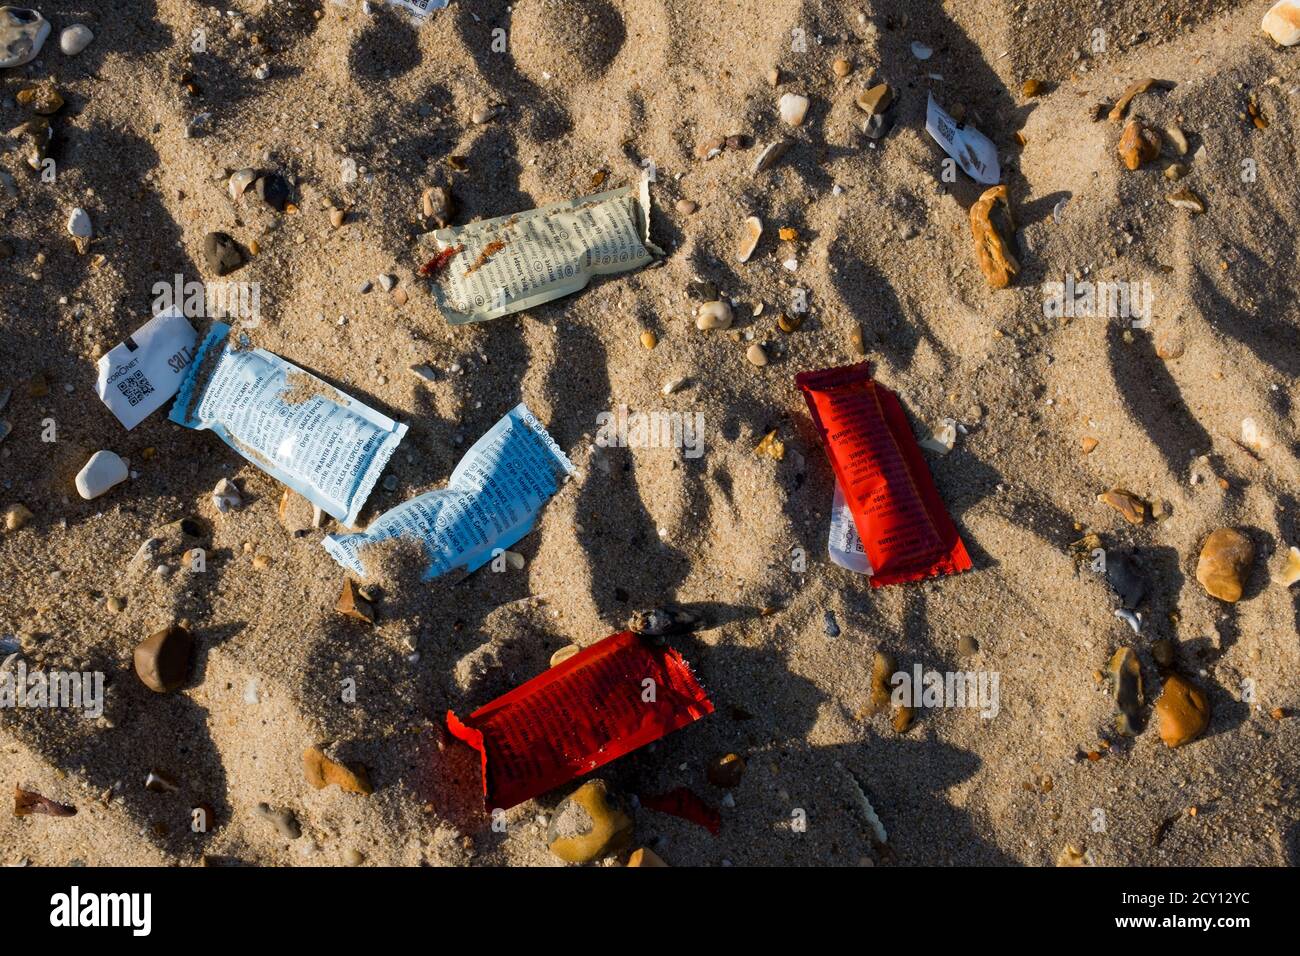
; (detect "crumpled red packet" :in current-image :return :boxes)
[641,787,722,835]
[797,362,972,587]
[447,631,714,810]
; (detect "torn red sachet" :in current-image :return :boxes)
[641,787,722,835]
[796,362,972,587]
[447,631,714,810]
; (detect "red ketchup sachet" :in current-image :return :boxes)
[796,362,972,587]
[447,631,713,810]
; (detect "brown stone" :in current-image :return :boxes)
[1081,436,1099,455]
[133,625,195,693]
[1108,78,1158,122]
[1117,120,1161,170]
[1155,323,1185,359]
[855,83,893,116]
[336,578,374,624]
[1098,487,1147,525]
[546,780,633,863]
[706,753,746,788]
[1155,674,1210,747]
[14,787,77,817]
[869,651,896,714]
[969,185,1019,288]
[303,746,373,795]
[627,847,669,867]
[1195,528,1254,602]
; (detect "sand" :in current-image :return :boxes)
[1,0,1298,867]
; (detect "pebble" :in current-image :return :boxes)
[329,206,347,229]
[303,746,373,795]
[550,644,580,667]
[1195,528,1254,603]
[1105,552,1148,609]
[66,207,91,254]
[1277,546,1300,588]
[255,173,290,211]
[639,329,657,350]
[1155,324,1185,359]
[422,186,454,227]
[736,215,762,263]
[855,83,893,116]
[1022,78,1044,97]
[471,105,500,125]
[1166,188,1205,214]
[16,83,63,115]
[832,58,853,77]
[1098,487,1147,525]
[546,780,633,863]
[1155,674,1210,747]
[336,578,375,624]
[343,848,365,866]
[869,652,896,714]
[1262,0,1300,45]
[627,847,668,867]
[862,111,893,139]
[391,287,408,307]
[778,93,809,125]
[1117,120,1161,170]
[1080,436,1099,454]
[75,450,128,500]
[254,802,301,840]
[970,185,1018,288]
[133,625,195,693]
[59,23,93,56]
[1152,638,1175,668]
[778,312,803,333]
[377,274,396,293]
[706,753,746,788]
[203,232,245,276]
[695,300,733,331]
[675,199,697,215]
[211,478,242,512]
[822,609,840,637]
[1164,125,1189,155]
[0,7,49,68]
[910,41,933,60]
[850,324,867,356]
[746,343,768,367]
[4,503,32,530]
[252,554,271,571]
[752,140,790,174]
[1107,647,1143,736]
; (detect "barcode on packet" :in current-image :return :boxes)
[116,370,155,407]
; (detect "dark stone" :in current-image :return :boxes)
[133,624,195,693]
[203,231,244,276]
[255,173,291,211]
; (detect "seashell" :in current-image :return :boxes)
[968,185,1019,289]
[422,185,454,228]
[228,168,259,201]
[695,300,733,331]
[910,41,932,60]
[1165,187,1205,213]
[736,215,762,263]
[752,139,790,174]
[0,7,50,69]
[1117,119,1161,170]
[842,768,888,844]
[1262,0,1300,45]
[1114,608,1142,636]
[212,478,243,512]
[778,92,809,126]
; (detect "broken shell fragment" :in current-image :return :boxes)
[1108,78,1158,123]
[1165,188,1205,213]
[1273,545,1300,587]
[14,787,76,817]
[337,578,375,624]
[779,92,810,126]
[752,140,790,174]
[422,185,454,228]
[228,168,259,201]
[630,606,703,637]
[1262,0,1300,45]
[969,185,1019,289]
[1117,120,1161,170]
[66,207,92,254]
[737,215,762,263]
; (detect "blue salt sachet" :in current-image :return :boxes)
[323,403,574,580]
[170,323,407,526]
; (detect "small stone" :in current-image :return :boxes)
[254,802,301,840]
[0,7,49,68]
[1107,647,1144,736]
[75,450,128,500]
[1195,528,1254,603]
[1164,125,1189,155]
[106,595,126,614]
[16,83,63,115]
[766,67,780,87]
[303,746,373,795]
[1117,120,1161,171]
[1164,163,1187,181]
[252,554,271,571]
[546,780,633,863]
[706,753,746,789]
[970,185,1019,289]
[753,140,790,174]
[869,652,896,714]
[1152,638,1175,668]
[1098,487,1147,525]
[14,788,75,818]
[627,847,668,867]
[4,503,32,530]
[754,430,784,461]
[211,478,242,512]
[778,312,803,333]
[255,173,291,212]
[1262,0,1300,45]
[696,135,725,160]
[66,208,92,254]
[855,83,894,117]
[1166,188,1205,214]
[737,215,762,263]
[59,23,93,56]
[849,324,867,356]
[337,578,375,624]
[1155,323,1185,359]
[378,274,396,292]
[746,343,768,367]
[1155,674,1210,747]
[550,644,581,667]
[695,301,733,331]
[910,40,932,60]
[675,199,697,215]
[391,287,408,307]
[822,609,840,637]
[862,111,894,139]
[832,58,852,77]
[779,92,810,126]
[1022,78,1044,97]
[329,207,346,228]
[422,186,454,228]
[1276,546,1300,588]
[471,105,499,125]
[343,848,365,866]
[957,636,979,657]
[1105,552,1148,609]
[1108,78,1159,123]
[133,625,195,693]
[203,232,245,276]
[638,329,658,350]
[1081,436,1099,454]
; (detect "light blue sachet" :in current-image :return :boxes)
[170,323,407,527]
[322,402,574,580]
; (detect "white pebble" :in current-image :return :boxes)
[779,92,810,126]
[75,450,128,500]
[67,207,92,239]
[60,24,94,56]
[212,478,242,512]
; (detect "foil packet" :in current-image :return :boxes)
[323,402,574,580]
[798,362,971,587]
[170,323,407,526]
[925,92,1001,185]
[448,630,714,810]
[828,479,874,575]
[426,180,663,324]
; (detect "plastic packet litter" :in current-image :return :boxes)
[925,93,1000,184]
[828,479,874,575]
[448,630,714,809]
[323,403,574,580]
[798,362,971,587]
[170,323,406,526]
[426,180,663,324]
[96,308,198,430]
[389,0,449,17]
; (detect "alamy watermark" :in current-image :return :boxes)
[1042,275,1152,327]
[594,404,705,459]
[152,273,261,326]
[1,660,104,719]
[892,665,1000,719]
